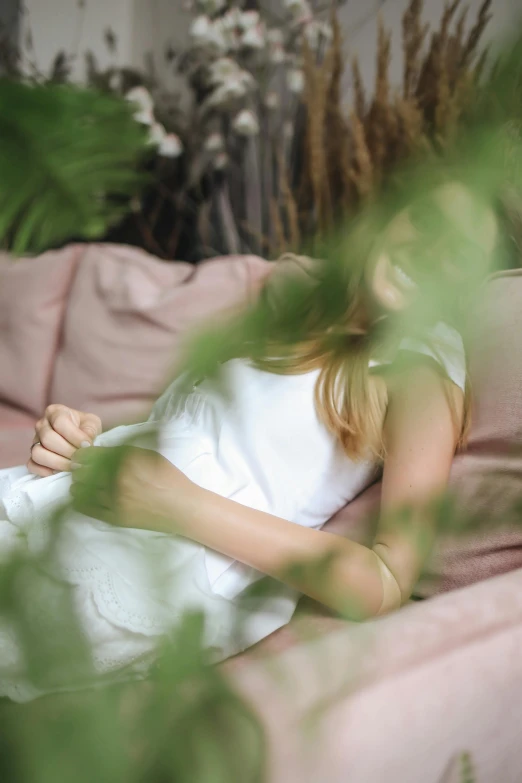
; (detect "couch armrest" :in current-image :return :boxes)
[224,566,522,782]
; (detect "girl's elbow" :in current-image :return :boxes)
[372,544,412,615]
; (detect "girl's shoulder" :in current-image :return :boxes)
[370,321,466,394]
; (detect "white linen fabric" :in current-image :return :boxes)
[0,322,465,701]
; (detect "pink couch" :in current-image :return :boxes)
[1,244,522,780]
[0,243,269,467]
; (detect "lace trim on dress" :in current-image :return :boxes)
[60,564,175,634]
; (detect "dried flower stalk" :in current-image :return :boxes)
[293,0,494,241]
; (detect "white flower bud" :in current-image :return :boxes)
[191,15,227,52]
[148,122,166,146]
[208,57,240,85]
[133,108,154,126]
[125,86,154,114]
[159,133,184,158]
[191,14,211,39]
[241,25,265,49]
[287,68,304,94]
[232,109,260,136]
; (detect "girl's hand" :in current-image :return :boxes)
[70,446,195,534]
[28,404,102,477]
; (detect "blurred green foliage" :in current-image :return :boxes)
[0,80,148,255]
[0,27,522,783]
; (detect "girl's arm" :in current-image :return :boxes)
[373,361,463,602]
[169,361,463,619]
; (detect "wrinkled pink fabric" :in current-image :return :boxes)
[0,246,82,417]
[430,271,522,591]
[49,244,270,427]
[0,403,37,468]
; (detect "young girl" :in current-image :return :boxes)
[0,182,498,701]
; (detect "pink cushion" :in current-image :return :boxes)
[50,245,270,427]
[430,270,522,592]
[0,246,82,417]
[0,403,36,468]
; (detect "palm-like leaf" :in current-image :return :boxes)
[0,79,148,255]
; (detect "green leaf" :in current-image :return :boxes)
[0,79,149,255]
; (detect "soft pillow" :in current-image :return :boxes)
[50,244,270,427]
[0,404,38,469]
[428,270,522,593]
[0,246,82,418]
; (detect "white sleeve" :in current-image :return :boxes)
[397,321,467,393]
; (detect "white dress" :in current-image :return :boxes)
[0,323,465,701]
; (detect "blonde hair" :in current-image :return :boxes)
[251,202,476,461]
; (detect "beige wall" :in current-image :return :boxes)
[340,0,521,95]
[20,0,191,86]
[130,0,192,88]
[0,0,19,41]
[20,0,522,91]
[21,0,135,80]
